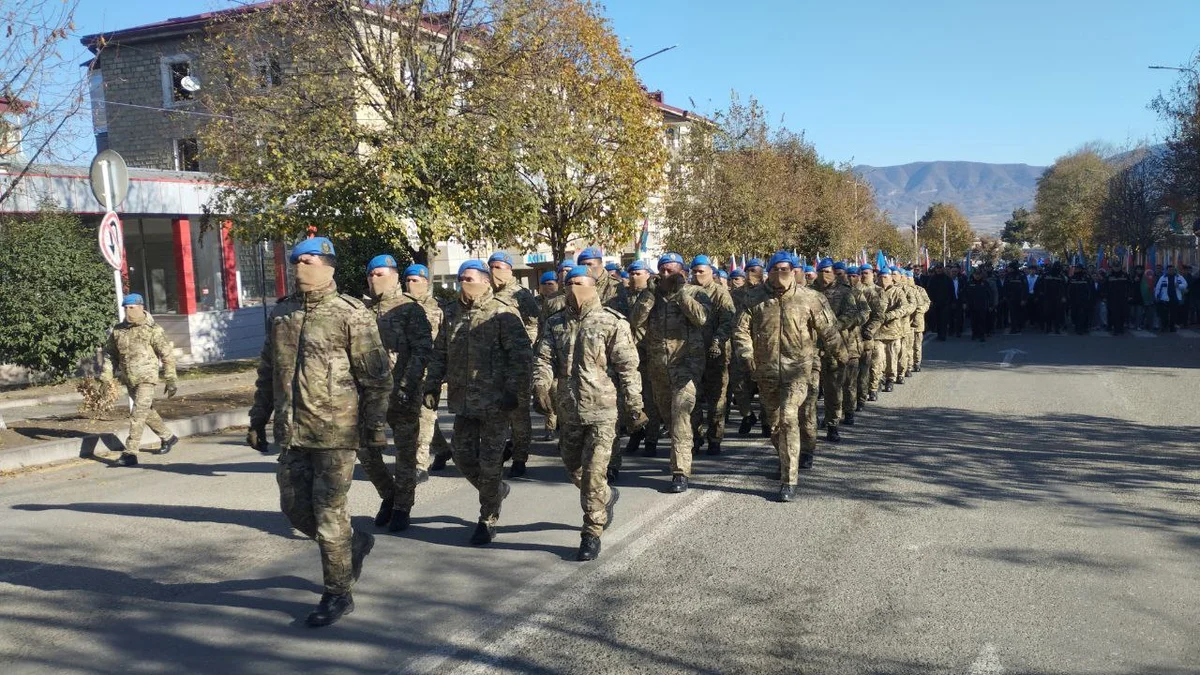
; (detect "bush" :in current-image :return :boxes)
[0,209,116,381]
[76,377,118,418]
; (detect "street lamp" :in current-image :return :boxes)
[633,45,678,66]
[1148,65,1199,77]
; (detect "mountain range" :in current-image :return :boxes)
[854,161,1047,235]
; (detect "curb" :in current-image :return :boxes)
[0,392,82,412]
[0,409,248,473]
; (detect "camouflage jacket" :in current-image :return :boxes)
[533,298,642,426]
[859,283,886,340]
[644,280,711,377]
[250,283,392,450]
[733,283,846,386]
[626,285,654,348]
[494,280,542,344]
[877,284,915,341]
[425,287,532,417]
[815,279,870,358]
[731,282,770,315]
[694,279,736,350]
[101,316,176,387]
[596,272,630,315]
[365,286,409,368]
[380,292,437,406]
[538,291,565,337]
[911,284,931,331]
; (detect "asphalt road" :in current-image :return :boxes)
[2,329,1198,674]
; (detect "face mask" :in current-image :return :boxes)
[588,265,605,281]
[748,269,764,284]
[460,280,490,304]
[125,306,147,324]
[405,278,429,297]
[692,269,712,286]
[659,270,684,293]
[368,273,399,298]
[566,284,598,311]
[768,269,794,293]
[491,266,513,287]
[296,262,335,292]
[630,275,648,291]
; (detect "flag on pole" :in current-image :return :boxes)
[1097,245,1108,269]
[875,250,887,270]
[1148,245,1157,268]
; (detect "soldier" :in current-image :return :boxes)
[1004,263,1027,334]
[729,268,746,290]
[423,260,532,545]
[488,252,540,478]
[875,267,913,392]
[538,260,574,333]
[744,257,765,288]
[577,247,629,314]
[100,293,179,467]
[731,260,768,436]
[385,264,440,533]
[812,259,867,441]
[908,270,931,373]
[1105,265,1132,335]
[803,265,817,285]
[247,237,391,627]
[644,252,710,493]
[857,264,886,404]
[360,254,402,526]
[689,255,736,456]
[734,252,845,502]
[716,269,729,287]
[1040,263,1068,334]
[895,268,919,381]
[536,270,559,334]
[533,266,645,561]
[624,260,657,457]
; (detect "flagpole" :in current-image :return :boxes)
[942,221,947,266]
[913,207,919,262]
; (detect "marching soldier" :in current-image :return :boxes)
[689,255,736,456]
[488,252,540,478]
[360,255,403,526]
[875,267,913,392]
[812,259,867,441]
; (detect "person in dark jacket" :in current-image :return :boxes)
[1105,266,1132,335]
[947,265,966,337]
[1004,263,1027,333]
[965,267,993,342]
[1067,267,1092,335]
[1040,264,1068,334]
[925,264,953,341]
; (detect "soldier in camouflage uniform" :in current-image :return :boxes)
[643,252,710,494]
[689,255,736,456]
[424,260,532,546]
[908,270,931,373]
[875,267,914,393]
[845,266,872,410]
[734,252,846,502]
[360,255,403,526]
[247,237,391,627]
[796,259,837,465]
[100,293,179,467]
[488,252,541,478]
[535,270,561,438]
[533,266,645,561]
[576,247,631,481]
[384,264,439,533]
[623,260,657,457]
[895,268,918,384]
[731,260,769,436]
[858,264,886,402]
[813,260,869,438]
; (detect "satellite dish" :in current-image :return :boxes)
[180,75,202,93]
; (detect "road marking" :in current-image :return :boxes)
[1177,329,1200,339]
[1131,330,1157,339]
[923,334,935,346]
[968,643,1004,675]
[997,348,1026,367]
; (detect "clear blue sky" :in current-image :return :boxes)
[72,0,1200,167]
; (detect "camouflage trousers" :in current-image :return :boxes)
[758,371,816,485]
[880,339,903,381]
[389,402,442,511]
[277,447,358,595]
[124,383,172,453]
[898,331,912,377]
[692,348,730,444]
[507,399,533,463]
[452,415,510,525]
[355,446,394,501]
[819,359,847,427]
[910,331,924,369]
[544,381,558,433]
[730,356,758,419]
[869,340,886,393]
[840,357,860,419]
[858,341,874,402]
[559,421,616,537]
[647,363,699,477]
[801,366,820,455]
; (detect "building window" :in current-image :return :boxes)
[175,138,200,172]
[254,57,283,89]
[89,69,107,134]
[161,56,194,106]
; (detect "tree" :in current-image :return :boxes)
[478,0,667,262]
[1,0,88,206]
[972,235,1003,266]
[917,202,975,264]
[0,209,114,380]
[1097,149,1170,254]
[1150,57,1200,214]
[198,0,537,261]
[1000,207,1031,246]
[1030,146,1115,255]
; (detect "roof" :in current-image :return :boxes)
[645,90,714,126]
[0,97,32,115]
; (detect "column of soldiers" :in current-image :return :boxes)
[241,236,934,627]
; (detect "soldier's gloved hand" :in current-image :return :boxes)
[499,390,519,411]
[860,327,873,341]
[164,380,178,398]
[628,409,649,431]
[707,342,722,359]
[368,428,388,449]
[422,391,440,410]
[247,424,269,454]
[534,389,553,415]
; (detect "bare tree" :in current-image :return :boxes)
[1098,149,1171,253]
[1,0,89,205]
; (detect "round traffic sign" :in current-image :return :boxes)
[98,211,125,271]
[89,150,130,210]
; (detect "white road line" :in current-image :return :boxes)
[1177,329,1200,339]
[923,334,935,346]
[1131,330,1158,339]
[997,348,1026,367]
[968,643,1004,675]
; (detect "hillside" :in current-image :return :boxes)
[854,161,1046,235]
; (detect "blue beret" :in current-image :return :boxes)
[817,257,835,270]
[605,261,621,272]
[122,293,145,306]
[888,266,900,273]
[730,268,745,278]
[367,254,398,273]
[690,254,712,268]
[488,251,514,267]
[458,259,488,276]
[832,261,847,272]
[860,263,874,272]
[746,258,764,269]
[879,267,892,276]
[803,265,816,274]
[767,250,793,271]
[620,270,630,279]
[289,236,335,263]
[577,247,603,263]
[847,266,860,275]
[905,269,914,277]
[558,259,574,272]
[565,265,590,281]
[539,271,557,284]
[403,264,429,279]
[716,269,728,279]
[658,252,685,267]
[628,260,650,273]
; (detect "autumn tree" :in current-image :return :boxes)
[1,0,88,206]
[972,235,1003,266]
[1150,57,1200,214]
[1030,145,1115,255]
[917,202,975,264]
[1097,149,1170,254]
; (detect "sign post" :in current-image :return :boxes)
[89,151,130,321]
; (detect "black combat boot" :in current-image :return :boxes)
[895,376,905,385]
[470,520,496,546]
[706,440,722,456]
[503,439,514,462]
[430,454,450,471]
[117,452,138,467]
[306,592,354,627]
[842,414,855,426]
[799,452,814,470]
[577,534,601,561]
[826,425,841,443]
[624,429,645,455]
[374,496,394,527]
[778,484,795,502]
[158,436,179,455]
[761,420,772,437]
[913,364,921,372]
[509,460,527,478]
[388,509,410,533]
[415,469,429,484]
[882,380,894,393]
[643,439,658,457]
[351,530,374,581]
[867,391,878,401]
[855,401,864,412]
[668,474,689,493]
[738,413,757,436]
[606,466,619,484]
[604,488,620,530]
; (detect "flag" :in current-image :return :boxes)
[875,250,887,270]
[1148,245,1157,268]
[637,218,649,253]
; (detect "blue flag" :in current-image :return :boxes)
[875,250,887,270]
